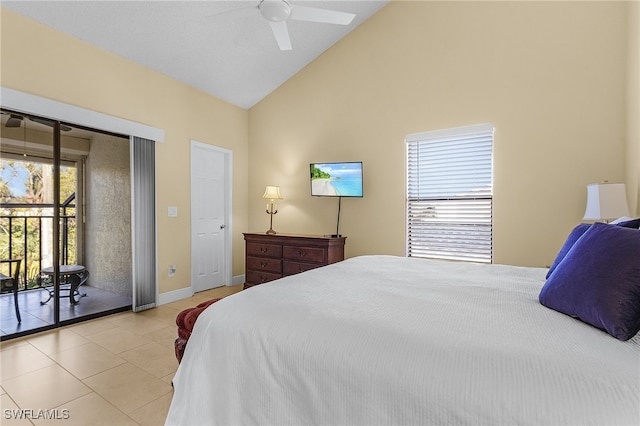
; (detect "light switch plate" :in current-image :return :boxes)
[168,206,178,217]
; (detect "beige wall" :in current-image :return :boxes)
[1,0,636,291]
[249,1,632,267]
[627,1,640,216]
[0,8,249,295]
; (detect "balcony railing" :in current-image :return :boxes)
[0,194,77,290]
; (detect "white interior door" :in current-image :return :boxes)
[191,141,231,292]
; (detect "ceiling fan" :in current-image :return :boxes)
[213,0,356,51]
[1,111,72,132]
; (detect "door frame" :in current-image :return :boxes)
[190,140,233,291]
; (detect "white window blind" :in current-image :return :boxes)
[406,124,494,263]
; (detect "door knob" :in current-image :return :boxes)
[220,224,226,229]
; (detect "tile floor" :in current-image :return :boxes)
[0,284,243,425]
[1,286,132,338]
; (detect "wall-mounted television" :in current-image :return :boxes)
[310,161,363,197]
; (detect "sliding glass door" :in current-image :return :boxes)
[1,109,132,340]
[0,111,57,336]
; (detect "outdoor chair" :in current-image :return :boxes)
[1,259,22,323]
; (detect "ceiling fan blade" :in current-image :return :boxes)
[290,5,355,25]
[269,20,292,51]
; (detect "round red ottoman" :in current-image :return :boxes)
[175,298,221,363]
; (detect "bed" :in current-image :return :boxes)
[166,253,640,425]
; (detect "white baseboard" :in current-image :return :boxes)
[159,275,244,305]
[231,274,245,286]
[158,287,193,305]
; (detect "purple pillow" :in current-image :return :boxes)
[617,218,640,229]
[539,223,640,340]
[547,220,640,279]
[546,224,591,278]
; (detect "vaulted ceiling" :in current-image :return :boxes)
[2,1,388,109]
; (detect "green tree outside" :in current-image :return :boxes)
[1,159,77,288]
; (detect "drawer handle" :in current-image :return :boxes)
[297,251,307,257]
[260,247,268,253]
[260,262,268,268]
[260,276,268,282]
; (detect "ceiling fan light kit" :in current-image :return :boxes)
[260,0,291,22]
[6,114,23,128]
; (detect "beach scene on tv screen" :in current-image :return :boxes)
[310,163,363,197]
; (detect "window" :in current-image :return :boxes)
[406,123,494,263]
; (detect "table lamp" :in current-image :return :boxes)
[583,182,630,223]
[263,186,283,234]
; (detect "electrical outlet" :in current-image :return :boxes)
[168,265,176,277]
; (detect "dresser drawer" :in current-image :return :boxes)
[283,246,325,264]
[283,261,322,276]
[247,242,282,258]
[247,256,282,274]
[244,233,346,290]
[246,270,281,286]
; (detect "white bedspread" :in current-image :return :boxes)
[166,255,640,425]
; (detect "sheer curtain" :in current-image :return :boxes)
[131,136,157,311]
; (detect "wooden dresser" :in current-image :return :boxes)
[243,233,346,289]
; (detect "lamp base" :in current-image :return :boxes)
[265,209,277,235]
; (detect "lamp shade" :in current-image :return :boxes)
[262,186,283,201]
[583,182,630,221]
